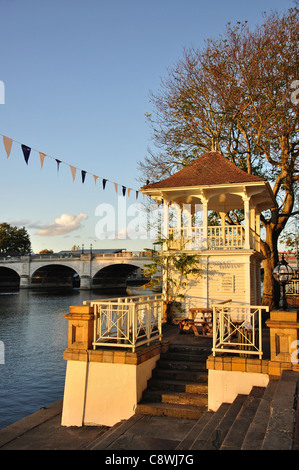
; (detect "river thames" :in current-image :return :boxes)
[0,289,123,430]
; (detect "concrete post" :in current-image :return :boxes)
[266,310,299,372]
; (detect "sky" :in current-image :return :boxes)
[0,0,295,254]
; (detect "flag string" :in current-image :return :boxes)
[0,133,154,202]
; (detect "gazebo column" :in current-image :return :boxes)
[184,204,192,246]
[163,200,169,248]
[174,203,182,240]
[243,195,251,249]
[256,212,261,251]
[202,198,208,250]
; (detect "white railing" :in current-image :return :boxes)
[208,226,245,249]
[286,279,299,295]
[168,225,247,251]
[212,302,269,359]
[168,227,202,250]
[87,294,163,352]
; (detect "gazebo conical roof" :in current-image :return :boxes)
[142,152,264,190]
[141,151,277,211]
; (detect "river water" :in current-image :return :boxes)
[0,289,122,430]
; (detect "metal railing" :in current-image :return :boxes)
[212,302,269,359]
[87,294,163,352]
[286,279,299,295]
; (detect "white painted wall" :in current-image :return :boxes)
[208,369,269,411]
[61,354,159,427]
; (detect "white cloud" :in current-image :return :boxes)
[36,213,87,237]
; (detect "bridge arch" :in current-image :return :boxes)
[0,266,20,290]
[92,263,141,292]
[31,264,80,289]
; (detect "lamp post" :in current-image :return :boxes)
[273,254,294,310]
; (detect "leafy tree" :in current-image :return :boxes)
[139,6,299,308]
[0,223,31,254]
[144,236,202,323]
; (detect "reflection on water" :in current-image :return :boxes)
[0,289,121,430]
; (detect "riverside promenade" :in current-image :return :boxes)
[1,325,299,451]
[0,325,210,451]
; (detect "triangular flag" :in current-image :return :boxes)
[81,170,86,183]
[122,186,126,197]
[70,165,76,182]
[3,136,12,158]
[21,144,31,165]
[39,152,46,169]
[114,183,118,194]
[93,175,98,185]
[56,159,61,172]
[102,179,107,190]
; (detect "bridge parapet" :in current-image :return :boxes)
[0,251,152,290]
[0,251,151,262]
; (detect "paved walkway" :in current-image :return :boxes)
[0,325,274,450]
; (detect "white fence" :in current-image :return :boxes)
[168,225,248,251]
[286,279,299,295]
[85,294,163,352]
[212,302,269,359]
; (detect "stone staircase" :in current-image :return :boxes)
[87,365,299,450]
[176,370,299,450]
[136,343,299,450]
[135,343,210,419]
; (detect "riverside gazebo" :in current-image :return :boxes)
[141,151,277,311]
[61,152,298,427]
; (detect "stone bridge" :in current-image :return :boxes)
[0,251,151,291]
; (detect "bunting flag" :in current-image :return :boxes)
[3,136,12,158]
[39,152,46,169]
[55,159,61,172]
[0,133,154,202]
[70,165,76,182]
[21,144,31,165]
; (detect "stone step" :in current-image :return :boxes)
[147,378,208,394]
[152,368,208,383]
[136,342,210,421]
[142,389,208,407]
[188,394,248,450]
[189,403,231,449]
[161,351,209,364]
[198,394,248,450]
[262,371,299,450]
[175,411,215,450]
[220,387,266,450]
[135,402,206,420]
[241,380,279,450]
[157,358,207,372]
[169,343,211,353]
